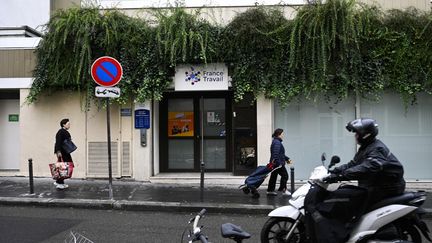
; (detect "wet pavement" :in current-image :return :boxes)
[0,176,431,215]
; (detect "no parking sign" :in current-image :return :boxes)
[90,56,123,199]
[91,56,123,87]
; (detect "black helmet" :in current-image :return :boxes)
[346,118,378,144]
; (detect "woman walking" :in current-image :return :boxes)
[267,128,291,196]
[54,118,74,189]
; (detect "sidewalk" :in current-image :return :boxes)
[0,176,431,216]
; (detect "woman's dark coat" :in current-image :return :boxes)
[54,128,73,162]
[270,137,289,167]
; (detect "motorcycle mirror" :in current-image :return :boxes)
[329,155,341,168]
[321,153,327,165]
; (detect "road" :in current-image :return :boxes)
[0,206,431,243]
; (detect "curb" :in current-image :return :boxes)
[0,197,275,214]
[0,197,431,217]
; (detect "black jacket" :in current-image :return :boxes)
[332,139,405,201]
[270,137,289,167]
[54,128,73,162]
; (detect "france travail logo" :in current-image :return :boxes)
[185,67,201,85]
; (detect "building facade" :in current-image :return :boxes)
[1,0,431,182]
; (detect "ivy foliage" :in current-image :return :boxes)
[28,0,432,107]
[379,8,432,104]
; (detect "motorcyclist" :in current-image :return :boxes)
[305,118,406,243]
[324,118,406,205]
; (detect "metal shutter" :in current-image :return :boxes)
[88,142,118,177]
[121,141,131,177]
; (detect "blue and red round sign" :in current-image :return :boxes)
[91,56,123,87]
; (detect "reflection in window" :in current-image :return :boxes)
[168,139,194,169]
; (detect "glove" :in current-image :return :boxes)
[322,173,343,183]
[266,162,275,170]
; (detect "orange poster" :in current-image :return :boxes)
[168,112,194,137]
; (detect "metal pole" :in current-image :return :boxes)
[28,158,34,194]
[290,166,295,193]
[106,98,113,200]
[200,96,205,202]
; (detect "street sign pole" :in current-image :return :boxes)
[106,98,113,200]
[200,96,205,202]
[91,56,123,200]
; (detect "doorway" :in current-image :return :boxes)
[159,92,232,172]
[232,94,257,175]
[0,90,20,170]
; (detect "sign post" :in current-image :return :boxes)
[91,56,123,200]
[200,96,205,202]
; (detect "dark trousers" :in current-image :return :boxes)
[267,166,288,192]
[304,185,368,243]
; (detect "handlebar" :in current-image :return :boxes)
[192,208,206,230]
[181,209,207,243]
[198,234,208,243]
[198,208,206,217]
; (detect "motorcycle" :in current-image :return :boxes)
[260,153,431,243]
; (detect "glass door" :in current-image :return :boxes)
[166,98,195,169]
[160,92,231,172]
[202,98,226,169]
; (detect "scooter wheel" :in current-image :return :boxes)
[261,217,306,243]
[242,187,250,194]
[251,191,260,198]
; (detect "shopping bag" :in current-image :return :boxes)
[49,158,74,180]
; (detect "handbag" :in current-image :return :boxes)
[62,138,77,154]
[49,157,74,180]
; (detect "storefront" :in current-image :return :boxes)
[158,63,258,175]
[2,0,431,182]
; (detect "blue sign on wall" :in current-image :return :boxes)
[135,109,150,129]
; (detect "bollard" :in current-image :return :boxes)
[200,161,205,202]
[28,158,34,194]
[290,166,295,193]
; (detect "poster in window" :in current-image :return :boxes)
[168,112,194,137]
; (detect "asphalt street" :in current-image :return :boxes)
[1,205,431,243]
[0,205,267,243]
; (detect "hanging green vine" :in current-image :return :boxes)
[380,8,432,104]
[222,7,291,102]
[28,1,432,108]
[28,8,144,106]
[154,7,222,66]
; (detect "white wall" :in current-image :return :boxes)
[256,95,273,166]
[0,0,50,32]
[133,102,153,180]
[93,0,307,8]
[18,89,87,177]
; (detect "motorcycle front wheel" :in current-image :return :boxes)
[260,217,306,243]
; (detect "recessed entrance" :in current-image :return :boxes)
[159,91,257,174]
[159,92,231,172]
